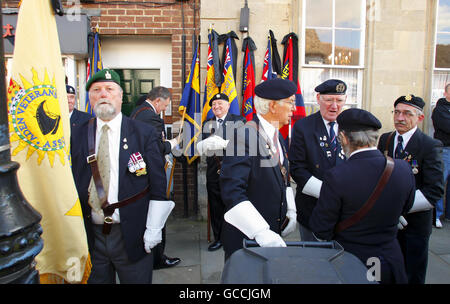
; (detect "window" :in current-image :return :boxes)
[301,0,365,115]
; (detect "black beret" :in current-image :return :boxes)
[209,93,229,106]
[394,94,425,111]
[86,69,121,91]
[337,108,382,132]
[66,85,76,95]
[254,78,297,100]
[315,79,347,95]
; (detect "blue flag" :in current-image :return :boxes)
[85,31,103,115]
[178,41,201,164]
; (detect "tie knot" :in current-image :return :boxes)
[329,121,335,128]
[217,118,223,124]
[101,124,110,133]
[398,135,403,143]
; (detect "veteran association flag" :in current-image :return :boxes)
[242,37,256,121]
[201,29,220,123]
[179,41,201,164]
[280,33,306,147]
[220,35,240,116]
[261,35,277,82]
[7,0,90,283]
[85,29,103,115]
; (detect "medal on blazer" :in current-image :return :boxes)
[128,152,147,176]
[411,160,419,174]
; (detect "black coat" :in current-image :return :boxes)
[70,108,93,129]
[378,128,444,236]
[289,111,345,228]
[202,113,246,183]
[220,116,289,259]
[432,98,450,147]
[130,103,171,157]
[70,116,167,262]
[309,149,415,283]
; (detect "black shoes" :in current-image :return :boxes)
[208,240,222,251]
[154,256,181,270]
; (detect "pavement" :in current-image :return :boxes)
[153,217,450,284]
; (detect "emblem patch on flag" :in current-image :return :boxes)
[8,68,66,166]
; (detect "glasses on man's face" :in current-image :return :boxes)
[321,97,346,105]
[281,99,296,109]
[392,110,416,118]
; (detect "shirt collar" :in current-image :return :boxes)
[257,113,276,140]
[396,126,417,146]
[216,113,228,121]
[145,100,157,113]
[349,147,377,159]
[97,112,122,134]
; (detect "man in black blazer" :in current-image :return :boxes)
[67,85,92,129]
[196,93,246,251]
[310,108,415,284]
[71,69,174,283]
[289,79,347,241]
[129,86,181,269]
[378,94,444,284]
[220,78,298,260]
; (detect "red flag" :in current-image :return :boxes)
[280,34,306,147]
[242,40,256,121]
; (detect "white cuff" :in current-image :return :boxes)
[302,176,323,199]
[167,138,178,151]
[286,187,296,212]
[146,200,175,229]
[224,201,270,239]
[408,190,434,213]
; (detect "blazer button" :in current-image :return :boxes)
[277,218,280,222]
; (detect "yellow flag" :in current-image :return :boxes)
[7,0,90,283]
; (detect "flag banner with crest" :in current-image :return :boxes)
[242,37,256,121]
[280,32,306,148]
[220,33,240,116]
[178,40,201,164]
[6,0,90,283]
[85,29,103,115]
[201,29,220,123]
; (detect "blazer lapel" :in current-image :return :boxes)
[314,113,334,165]
[118,117,131,188]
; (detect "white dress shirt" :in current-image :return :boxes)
[321,117,339,138]
[91,112,122,224]
[394,126,417,154]
[257,114,284,164]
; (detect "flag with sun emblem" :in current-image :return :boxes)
[7,0,90,283]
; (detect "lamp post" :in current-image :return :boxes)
[0,10,43,284]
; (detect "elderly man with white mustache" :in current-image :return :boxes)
[71,69,174,284]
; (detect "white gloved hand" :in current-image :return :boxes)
[196,136,229,155]
[165,154,173,169]
[397,215,408,230]
[255,229,287,247]
[281,187,297,237]
[302,176,323,199]
[143,200,175,253]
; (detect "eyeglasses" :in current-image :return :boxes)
[320,97,346,105]
[392,110,417,117]
[281,100,296,108]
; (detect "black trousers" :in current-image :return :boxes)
[397,230,430,284]
[207,180,225,242]
[152,225,167,266]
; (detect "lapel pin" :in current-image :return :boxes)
[123,144,128,150]
[123,138,127,143]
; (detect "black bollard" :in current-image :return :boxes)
[0,11,43,284]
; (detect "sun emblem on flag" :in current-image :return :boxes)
[7,68,66,167]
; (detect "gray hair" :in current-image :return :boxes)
[342,129,379,149]
[147,86,171,101]
[254,95,283,115]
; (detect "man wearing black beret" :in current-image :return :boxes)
[196,92,246,252]
[310,108,415,284]
[66,84,93,130]
[220,78,298,259]
[378,94,444,284]
[289,79,348,242]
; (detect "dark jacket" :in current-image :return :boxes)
[71,116,167,262]
[432,98,450,147]
[310,149,415,284]
[220,116,288,259]
[378,128,444,236]
[289,111,345,228]
[70,108,93,129]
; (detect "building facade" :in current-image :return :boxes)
[2,0,449,219]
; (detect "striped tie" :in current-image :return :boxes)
[395,135,404,159]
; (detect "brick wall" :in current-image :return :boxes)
[3,0,201,217]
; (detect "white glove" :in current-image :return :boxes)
[224,200,286,248]
[197,136,229,155]
[408,190,433,213]
[143,200,175,253]
[302,176,323,199]
[397,215,408,230]
[281,187,297,237]
[165,154,173,169]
